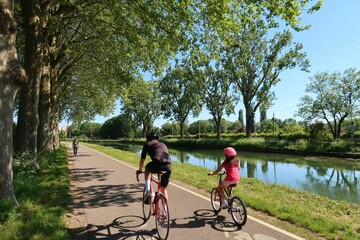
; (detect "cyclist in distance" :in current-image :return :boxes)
[72,138,79,156]
[208,147,240,209]
[136,132,172,202]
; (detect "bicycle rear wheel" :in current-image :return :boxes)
[155,193,170,240]
[230,196,247,226]
[210,188,221,213]
[142,187,152,221]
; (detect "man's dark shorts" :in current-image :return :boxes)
[145,161,172,187]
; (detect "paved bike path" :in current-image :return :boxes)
[67,144,306,240]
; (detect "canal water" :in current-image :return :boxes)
[109,143,360,204]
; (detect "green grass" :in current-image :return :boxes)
[83,142,360,240]
[0,146,71,240]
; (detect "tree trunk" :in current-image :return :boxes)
[180,120,184,139]
[142,124,147,138]
[38,11,53,152]
[50,67,61,150]
[15,0,43,160]
[215,117,221,140]
[50,87,59,150]
[37,62,52,153]
[245,105,252,138]
[0,0,26,203]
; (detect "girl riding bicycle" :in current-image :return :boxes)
[208,147,240,209]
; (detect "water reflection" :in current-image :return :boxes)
[108,143,360,204]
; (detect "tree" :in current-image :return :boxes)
[15,0,44,158]
[160,122,180,136]
[15,0,202,156]
[223,20,310,138]
[79,122,101,138]
[99,114,137,139]
[188,120,212,136]
[121,79,162,138]
[259,118,281,134]
[296,69,360,139]
[198,62,236,140]
[194,1,320,138]
[238,109,244,126]
[260,105,267,122]
[0,0,26,203]
[160,59,202,139]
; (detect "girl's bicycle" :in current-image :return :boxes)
[209,172,247,227]
[136,171,170,240]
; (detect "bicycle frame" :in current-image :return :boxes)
[216,172,235,200]
[210,171,247,227]
[137,171,170,240]
[149,174,165,214]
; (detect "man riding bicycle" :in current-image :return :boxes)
[136,132,172,202]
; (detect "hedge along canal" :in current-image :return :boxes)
[104,142,360,204]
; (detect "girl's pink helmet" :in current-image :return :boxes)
[224,147,237,157]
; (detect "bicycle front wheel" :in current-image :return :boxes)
[155,193,170,240]
[142,187,152,222]
[210,188,221,213]
[230,196,247,226]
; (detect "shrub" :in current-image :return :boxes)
[13,151,39,176]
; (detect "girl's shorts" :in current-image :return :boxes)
[221,180,239,187]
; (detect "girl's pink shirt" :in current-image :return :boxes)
[221,160,240,182]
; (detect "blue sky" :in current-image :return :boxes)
[87,1,360,128]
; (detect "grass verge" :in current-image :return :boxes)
[0,146,71,240]
[82,142,360,240]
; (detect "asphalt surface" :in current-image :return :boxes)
[67,144,306,240]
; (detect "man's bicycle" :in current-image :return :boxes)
[209,172,247,227]
[136,171,170,240]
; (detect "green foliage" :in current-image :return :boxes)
[0,199,14,223]
[1,146,70,240]
[160,122,180,136]
[296,68,360,139]
[121,79,162,136]
[99,114,138,139]
[59,131,67,140]
[159,58,203,138]
[79,122,102,138]
[307,122,331,141]
[188,120,212,135]
[57,1,204,123]
[13,151,39,176]
[189,54,237,139]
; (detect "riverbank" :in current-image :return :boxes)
[87,137,360,160]
[82,142,360,240]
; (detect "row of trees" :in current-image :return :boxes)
[68,114,359,141]
[120,20,313,140]
[0,0,323,204]
[118,63,360,141]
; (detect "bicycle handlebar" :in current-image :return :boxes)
[208,172,226,176]
[136,171,144,182]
